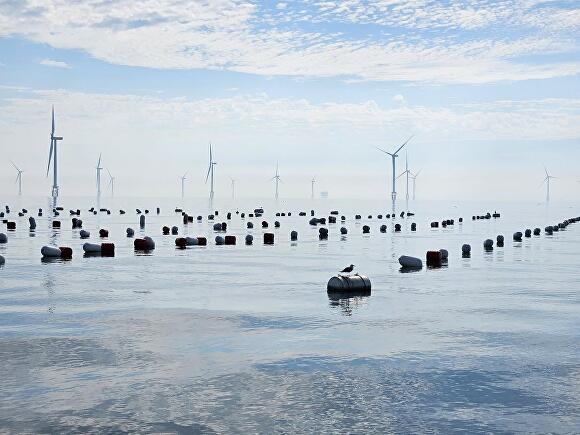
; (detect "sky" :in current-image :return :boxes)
[0,0,579,201]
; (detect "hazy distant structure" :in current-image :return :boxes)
[46,106,63,199]
[10,161,23,196]
[271,163,282,200]
[95,154,103,197]
[376,136,413,210]
[397,151,411,211]
[179,172,188,199]
[311,177,316,199]
[541,166,557,203]
[205,143,216,201]
[230,177,236,199]
[107,169,115,197]
[410,169,421,201]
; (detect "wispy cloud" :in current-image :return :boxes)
[0,0,577,84]
[39,58,71,69]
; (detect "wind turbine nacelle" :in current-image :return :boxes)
[54,136,63,140]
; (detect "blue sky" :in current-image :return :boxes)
[0,0,579,200]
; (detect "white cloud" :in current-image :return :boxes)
[39,58,71,69]
[0,0,577,84]
[392,94,405,104]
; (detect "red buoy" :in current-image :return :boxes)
[224,235,236,245]
[101,243,115,256]
[426,251,442,268]
[59,247,73,259]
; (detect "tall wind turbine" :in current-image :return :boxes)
[230,177,236,199]
[410,169,421,201]
[271,163,282,200]
[311,176,316,199]
[541,166,557,203]
[95,153,103,197]
[376,136,413,209]
[11,161,23,196]
[107,168,115,197]
[179,171,188,199]
[396,151,411,211]
[46,106,63,199]
[205,143,216,201]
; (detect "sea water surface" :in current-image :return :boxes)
[0,197,579,434]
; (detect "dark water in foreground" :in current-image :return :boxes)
[1,197,579,434]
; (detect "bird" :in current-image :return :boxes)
[340,264,355,274]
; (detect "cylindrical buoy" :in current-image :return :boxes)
[197,237,207,246]
[171,226,178,235]
[224,235,236,245]
[274,221,280,228]
[0,255,4,265]
[126,228,135,237]
[144,236,155,249]
[496,235,504,246]
[185,236,198,246]
[462,244,471,255]
[245,234,253,245]
[380,225,387,233]
[394,224,401,232]
[513,232,522,241]
[213,223,222,231]
[175,237,187,248]
[215,236,225,245]
[327,275,371,293]
[340,227,347,235]
[399,255,422,269]
[83,243,101,253]
[290,230,298,241]
[41,246,62,258]
[362,225,370,233]
[262,221,268,228]
[59,247,73,259]
[484,239,494,250]
[247,222,254,229]
[264,233,274,245]
[533,228,541,236]
[0,233,7,243]
[431,222,439,228]
[139,215,145,228]
[426,251,442,268]
[440,249,448,260]
[101,243,115,256]
[99,229,109,238]
[162,226,170,235]
[52,221,61,229]
[525,229,531,238]
[80,230,90,239]
[411,223,416,231]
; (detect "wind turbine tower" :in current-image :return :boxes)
[542,166,557,203]
[11,161,23,196]
[180,172,188,199]
[376,136,413,210]
[230,177,236,199]
[96,154,103,197]
[410,169,421,201]
[311,176,316,199]
[46,106,63,199]
[271,163,282,200]
[396,152,411,211]
[205,143,217,201]
[107,169,115,197]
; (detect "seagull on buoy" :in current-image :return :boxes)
[340,264,355,275]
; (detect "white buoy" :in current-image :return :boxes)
[41,246,61,257]
[399,255,422,269]
[82,243,102,253]
[0,233,7,244]
[79,230,90,239]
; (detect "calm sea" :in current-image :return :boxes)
[1,196,579,434]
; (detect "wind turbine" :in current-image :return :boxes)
[271,162,282,200]
[205,143,216,201]
[107,168,115,197]
[410,169,421,201]
[95,153,103,197]
[396,151,411,211]
[11,161,23,196]
[46,106,63,199]
[311,176,316,199]
[179,171,188,199]
[376,135,413,209]
[541,166,557,203]
[230,177,236,199]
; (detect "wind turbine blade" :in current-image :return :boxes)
[107,168,112,178]
[15,173,20,183]
[183,171,188,178]
[396,171,405,180]
[46,139,54,176]
[205,164,211,183]
[414,169,422,177]
[544,165,549,177]
[51,106,55,136]
[394,135,413,155]
[375,146,392,156]
[10,160,19,171]
[97,153,102,167]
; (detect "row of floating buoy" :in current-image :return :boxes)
[472,211,501,220]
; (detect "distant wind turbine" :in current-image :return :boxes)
[396,151,411,211]
[541,166,557,203]
[271,163,282,200]
[205,143,216,201]
[230,177,236,199]
[96,153,103,197]
[107,168,115,197]
[376,135,413,209]
[311,176,316,199]
[11,161,23,196]
[46,106,63,199]
[179,171,188,199]
[410,169,421,201]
